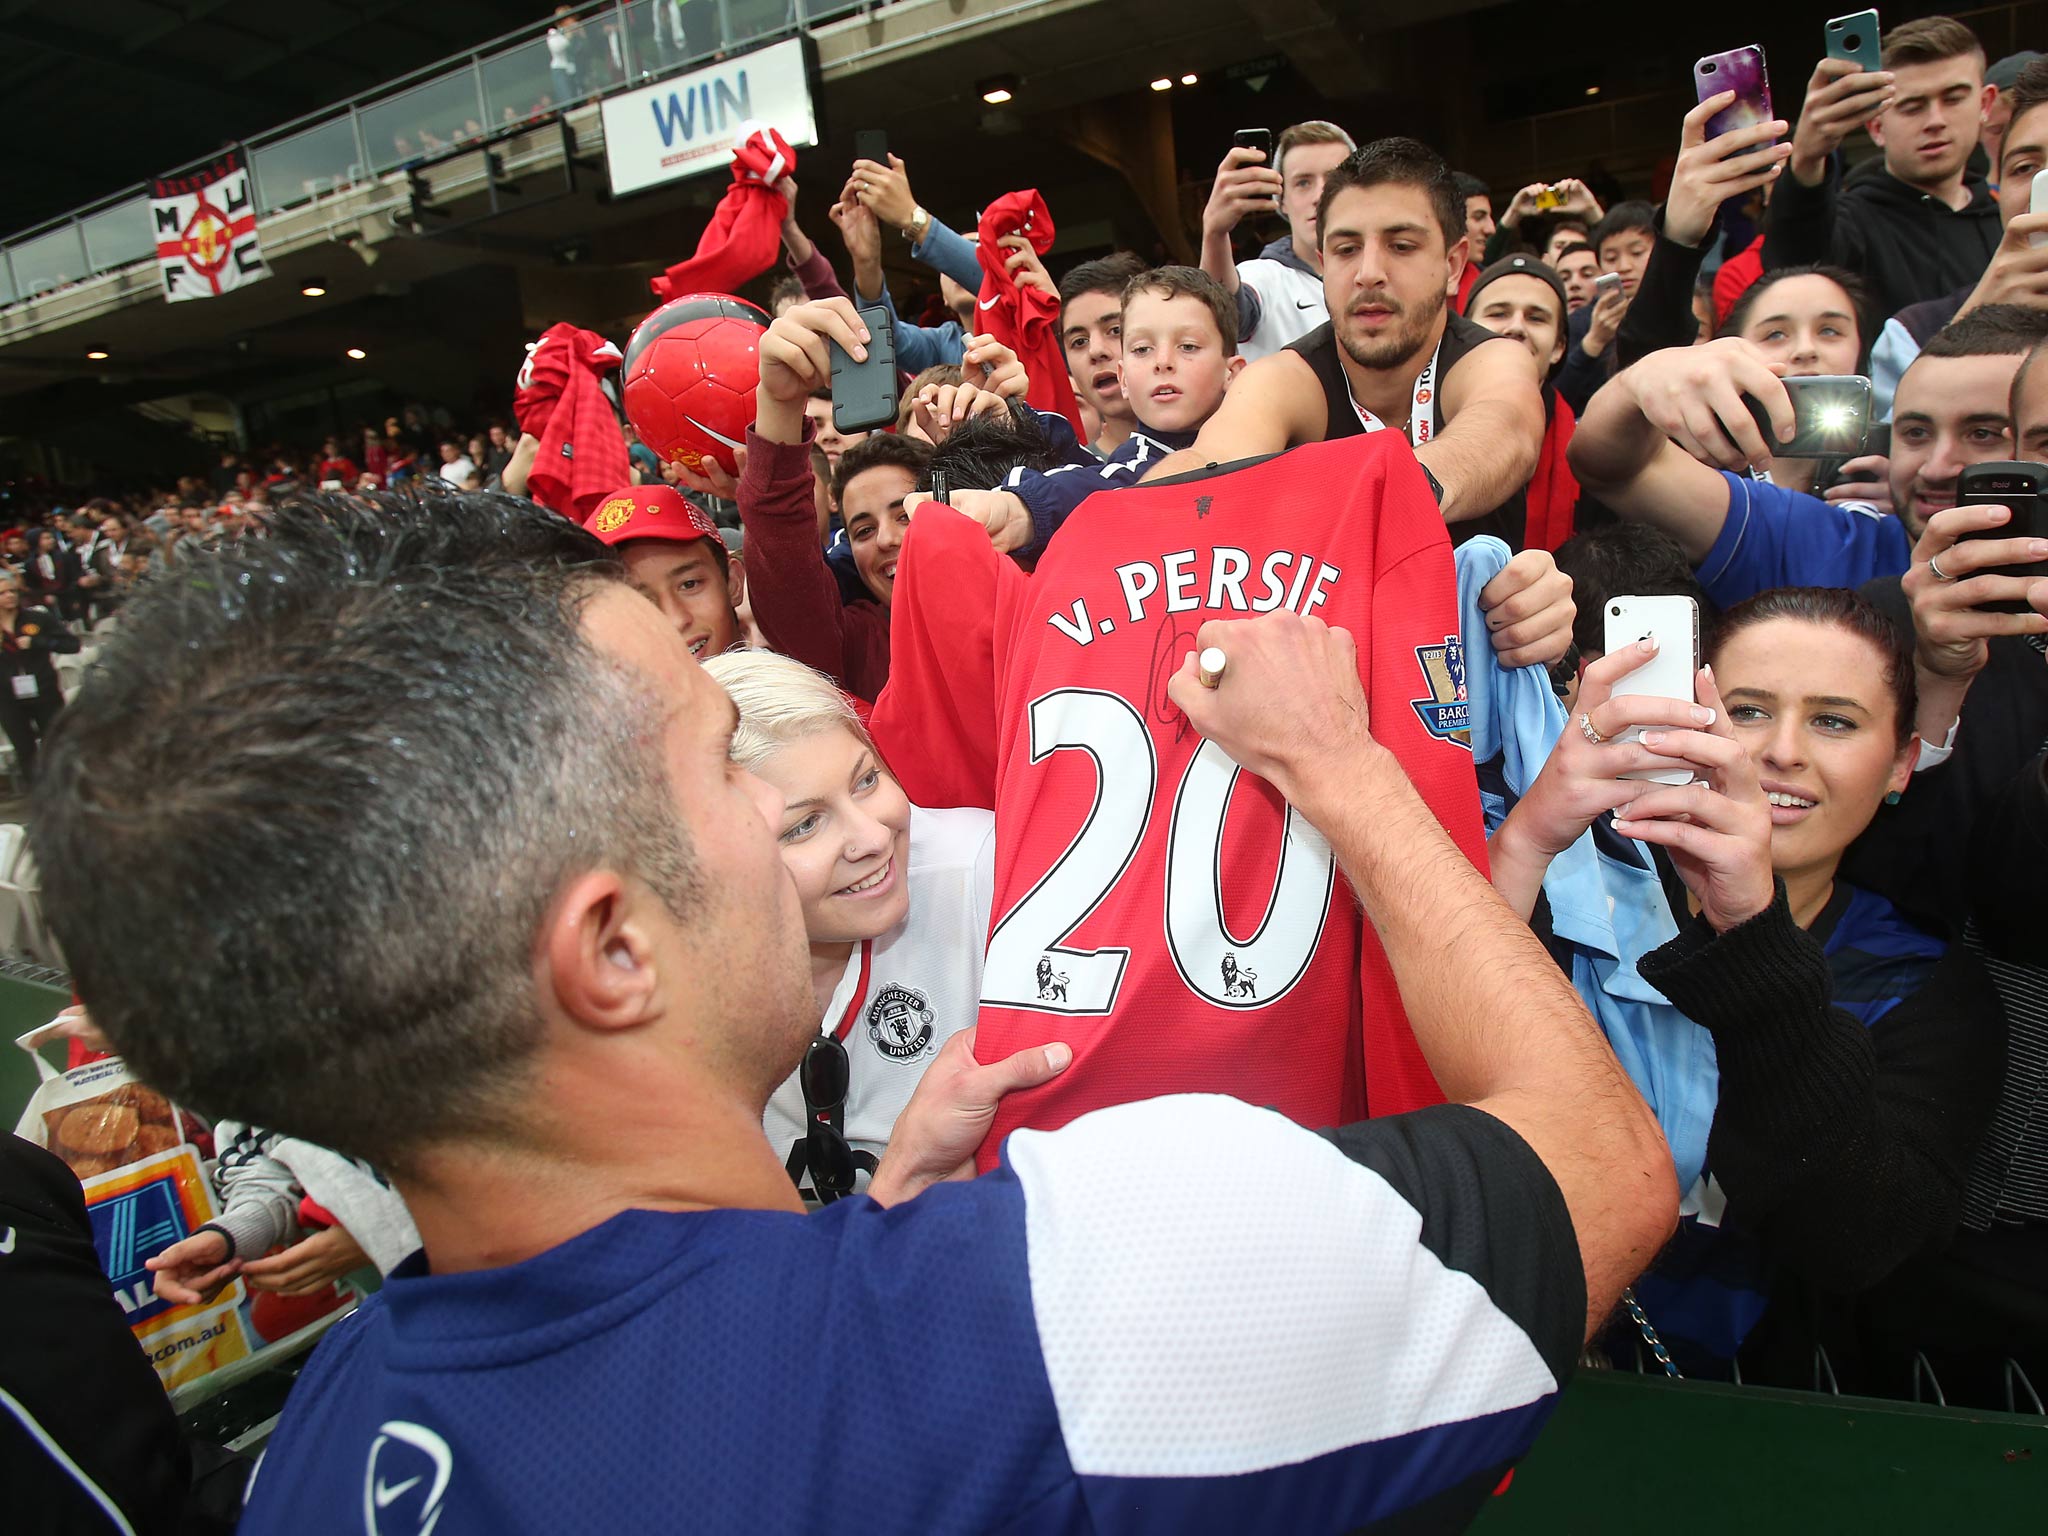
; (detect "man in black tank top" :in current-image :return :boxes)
[1145,138,1544,549]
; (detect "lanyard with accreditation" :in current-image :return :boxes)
[1347,339,1442,447]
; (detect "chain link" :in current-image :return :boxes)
[1621,1286,1683,1379]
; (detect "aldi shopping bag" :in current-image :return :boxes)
[14,1020,252,1389]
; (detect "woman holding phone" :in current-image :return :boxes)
[1491,586,2004,1378]
[1720,263,1890,506]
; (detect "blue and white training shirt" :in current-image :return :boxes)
[238,1095,1583,1535]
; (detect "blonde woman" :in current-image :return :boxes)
[705,651,999,1201]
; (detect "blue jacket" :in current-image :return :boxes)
[1011,412,1197,556]
[1456,536,1718,1195]
[910,214,984,295]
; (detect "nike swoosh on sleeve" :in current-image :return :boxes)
[374,1475,422,1507]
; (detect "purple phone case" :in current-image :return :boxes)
[1694,46,1773,140]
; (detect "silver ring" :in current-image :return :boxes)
[1578,712,1605,746]
[1928,552,1956,582]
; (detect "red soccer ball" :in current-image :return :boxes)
[621,293,769,477]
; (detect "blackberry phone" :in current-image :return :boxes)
[1956,461,2048,614]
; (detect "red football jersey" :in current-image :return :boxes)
[868,437,1487,1168]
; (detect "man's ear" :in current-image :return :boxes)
[1445,234,1470,296]
[541,870,662,1036]
[1223,355,1248,387]
[725,552,747,611]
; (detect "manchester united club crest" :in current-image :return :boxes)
[866,982,935,1061]
[592,496,634,534]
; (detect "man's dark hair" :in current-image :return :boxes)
[1451,171,1490,204]
[1556,241,1598,261]
[832,432,933,508]
[1590,201,1658,252]
[921,404,1059,494]
[1720,264,1875,370]
[1881,15,1984,71]
[1123,265,1239,357]
[2011,336,2048,420]
[1709,587,1916,747]
[1315,137,1464,250]
[31,492,701,1175]
[1552,524,1710,661]
[1057,251,1149,315]
[769,273,806,312]
[2000,58,2048,167]
[1920,302,2048,359]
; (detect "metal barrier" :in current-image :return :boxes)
[0,0,874,308]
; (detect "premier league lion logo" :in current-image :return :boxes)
[1035,956,1070,1003]
[1220,953,1259,999]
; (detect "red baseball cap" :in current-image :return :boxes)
[583,486,721,548]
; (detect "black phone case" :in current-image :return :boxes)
[1956,461,2048,614]
[830,305,899,433]
[852,130,888,165]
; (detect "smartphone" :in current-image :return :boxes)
[1744,374,1873,458]
[929,469,950,507]
[830,303,899,433]
[1603,595,1702,785]
[1593,272,1624,306]
[1694,45,1774,141]
[2031,167,2048,248]
[1232,127,1273,163]
[1534,184,1568,211]
[1955,461,2048,614]
[1824,11,1882,72]
[851,129,888,167]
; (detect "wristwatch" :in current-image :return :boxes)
[907,205,930,243]
[1420,464,1445,505]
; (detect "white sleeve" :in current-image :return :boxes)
[1003,1095,1579,1514]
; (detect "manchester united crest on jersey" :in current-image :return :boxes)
[866,982,936,1061]
[1410,635,1471,749]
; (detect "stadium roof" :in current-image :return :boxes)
[0,0,540,230]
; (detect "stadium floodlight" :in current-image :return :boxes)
[979,75,1017,105]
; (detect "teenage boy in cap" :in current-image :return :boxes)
[1465,255,1581,550]
[583,485,743,663]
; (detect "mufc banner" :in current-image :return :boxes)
[151,152,267,302]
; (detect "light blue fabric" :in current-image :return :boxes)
[1869,315,1915,423]
[1455,537,1717,1194]
[911,214,985,295]
[862,278,966,371]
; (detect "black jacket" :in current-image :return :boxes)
[1764,158,2000,322]
[0,605,80,704]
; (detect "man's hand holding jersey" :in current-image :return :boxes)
[867,1029,1072,1206]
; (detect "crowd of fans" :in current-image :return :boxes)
[10,14,2048,1535]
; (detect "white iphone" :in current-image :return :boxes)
[2031,167,2048,248]
[1602,594,1701,785]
